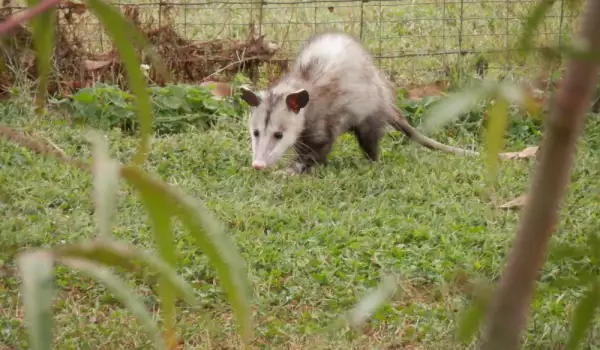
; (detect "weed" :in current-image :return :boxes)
[51,81,249,135]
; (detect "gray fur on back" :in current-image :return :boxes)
[278,31,395,141]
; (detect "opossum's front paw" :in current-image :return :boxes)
[277,162,308,176]
[275,168,298,176]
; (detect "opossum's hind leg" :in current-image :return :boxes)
[353,116,384,161]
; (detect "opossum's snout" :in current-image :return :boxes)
[250,130,286,170]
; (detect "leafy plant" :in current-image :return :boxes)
[53,82,249,135]
[2,0,600,348]
[414,0,600,348]
[398,91,542,149]
[0,1,253,349]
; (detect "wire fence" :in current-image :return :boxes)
[6,0,582,86]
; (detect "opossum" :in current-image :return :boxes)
[240,30,479,174]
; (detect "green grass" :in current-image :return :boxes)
[3,82,600,349]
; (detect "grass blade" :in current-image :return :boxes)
[121,165,253,344]
[86,130,120,239]
[17,251,54,350]
[84,0,153,166]
[53,240,198,305]
[134,180,178,346]
[25,0,56,112]
[58,257,168,350]
[484,95,509,185]
[565,280,600,350]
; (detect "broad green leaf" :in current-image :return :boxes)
[86,131,120,239]
[484,96,509,185]
[565,280,600,350]
[346,274,399,329]
[58,257,168,350]
[84,0,153,166]
[420,81,496,134]
[517,0,557,55]
[17,251,54,350]
[52,240,197,305]
[26,0,56,112]
[121,166,253,344]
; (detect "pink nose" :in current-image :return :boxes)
[252,161,266,170]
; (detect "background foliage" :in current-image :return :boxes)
[2,0,600,348]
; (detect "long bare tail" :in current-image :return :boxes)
[386,105,480,156]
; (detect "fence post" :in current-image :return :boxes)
[505,0,510,70]
[158,0,163,28]
[457,0,464,81]
[359,0,365,41]
[378,0,382,68]
[249,0,264,85]
[558,0,565,47]
[442,0,446,71]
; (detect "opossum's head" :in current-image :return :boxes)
[240,87,310,170]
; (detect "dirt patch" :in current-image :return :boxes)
[0,2,280,97]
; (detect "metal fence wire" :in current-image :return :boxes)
[7,0,581,86]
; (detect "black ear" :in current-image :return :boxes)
[285,89,310,114]
[240,87,261,107]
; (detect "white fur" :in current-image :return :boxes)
[297,33,350,73]
[244,31,398,169]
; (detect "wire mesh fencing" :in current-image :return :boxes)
[4,0,581,87]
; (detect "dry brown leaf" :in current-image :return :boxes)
[499,146,539,160]
[84,59,113,71]
[200,81,232,100]
[499,194,528,209]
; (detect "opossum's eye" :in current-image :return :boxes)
[274,132,283,140]
[253,129,259,137]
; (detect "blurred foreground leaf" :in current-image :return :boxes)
[134,172,179,346]
[419,83,493,134]
[87,131,120,239]
[58,257,168,349]
[484,96,509,184]
[420,81,537,134]
[26,0,56,112]
[565,280,600,350]
[53,240,198,305]
[84,0,153,166]
[122,166,253,344]
[345,274,399,329]
[457,283,494,344]
[17,252,54,350]
[518,0,557,54]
